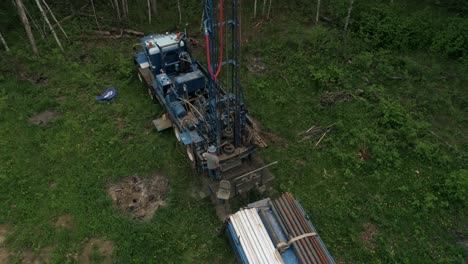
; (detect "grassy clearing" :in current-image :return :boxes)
[1,0,467,263]
[0,40,234,263]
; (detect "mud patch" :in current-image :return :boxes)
[28,109,61,126]
[80,239,113,264]
[320,91,352,106]
[361,222,379,250]
[246,57,267,74]
[22,247,52,264]
[108,174,169,221]
[0,225,9,245]
[55,214,74,230]
[49,180,57,189]
[0,248,10,263]
[260,131,288,147]
[116,117,126,130]
[17,71,49,85]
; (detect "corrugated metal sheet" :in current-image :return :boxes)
[229,208,284,264]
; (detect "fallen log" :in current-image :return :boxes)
[108,27,145,36]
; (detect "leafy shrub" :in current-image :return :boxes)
[431,17,468,58]
[356,6,434,51]
[444,169,468,206]
[308,64,346,90]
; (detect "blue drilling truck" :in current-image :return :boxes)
[133,1,335,263]
[133,0,273,201]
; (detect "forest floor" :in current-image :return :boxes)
[0,1,467,263]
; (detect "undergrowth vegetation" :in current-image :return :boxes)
[0,0,467,263]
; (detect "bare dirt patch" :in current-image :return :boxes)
[320,91,352,106]
[260,131,288,147]
[55,214,74,230]
[0,248,10,263]
[28,109,61,126]
[0,225,9,245]
[17,71,49,85]
[246,56,267,74]
[80,239,113,264]
[22,247,52,264]
[250,116,288,147]
[361,222,379,250]
[48,180,57,189]
[108,173,169,221]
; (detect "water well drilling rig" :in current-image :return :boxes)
[134,0,273,200]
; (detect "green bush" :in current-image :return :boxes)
[431,17,468,58]
[444,169,468,206]
[356,6,434,51]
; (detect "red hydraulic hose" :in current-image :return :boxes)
[205,0,224,80]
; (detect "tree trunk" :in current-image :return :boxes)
[254,0,257,18]
[262,0,267,15]
[24,4,45,40]
[343,0,354,34]
[0,32,10,52]
[120,0,125,19]
[42,0,69,38]
[151,0,157,15]
[16,0,38,55]
[316,0,321,24]
[177,0,182,24]
[267,0,272,20]
[34,0,63,51]
[89,0,101,31]
[147,0,151,24]
[114,0,121,21]
[126,0,129,19]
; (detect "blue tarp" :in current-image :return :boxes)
[96,87,117,102]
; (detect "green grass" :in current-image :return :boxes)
[0,40,234,263]
[1,0,467,263]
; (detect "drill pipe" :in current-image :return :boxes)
[271,199,310,264]
[273,199,314,264]
[279,196,322,263]
[283,193,329,263]
[284,193,331,264]
[258,208,284,250]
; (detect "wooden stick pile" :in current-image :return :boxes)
[297,123,334,148]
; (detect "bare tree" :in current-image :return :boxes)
[151,0,157,15]
[114,0,121,21]
[89,0,101,31]
[344,0,354,34]
[254,0,257,18]
[24,4,45,40]
[34,0,63,51]
[267,0,272,20]
[147,0,151,24]
[121,0,128,20]
[16,0,38,55]
[0,32,10,52]
[42,0,69,38]
[316,0,321,24]
[177,0,182,24]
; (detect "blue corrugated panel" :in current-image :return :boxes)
[226,222,250,264]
